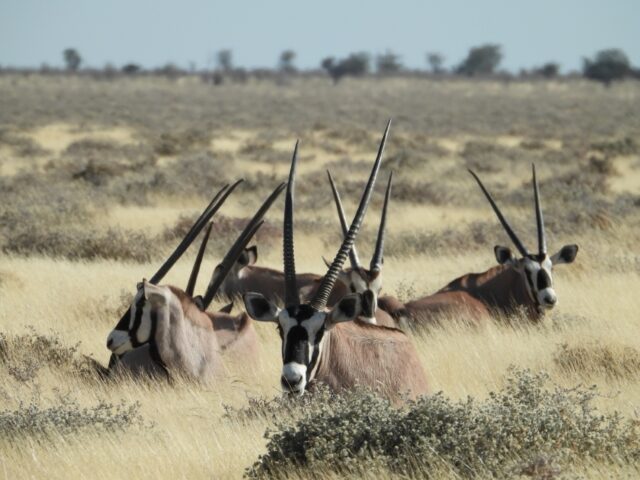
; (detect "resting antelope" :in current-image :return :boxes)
[243,122,429,401]
[107,182,285,380]
[323,170,398,327]
[382,165,578,327]
[210,245,323,305]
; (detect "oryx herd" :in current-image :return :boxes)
[105,120,578,401]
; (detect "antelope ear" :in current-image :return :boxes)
[551,244,578,265]
[219,301,234,314]
[245,246,258,265]
[142,281,166,306]
[494,245,516,265]
[243,292,279,322]
[193,295,205,311]
[327,293,362,326]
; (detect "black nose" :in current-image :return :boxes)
[281,374,303,389]
[545,296,557,305]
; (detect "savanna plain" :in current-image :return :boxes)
[0,76,639,479]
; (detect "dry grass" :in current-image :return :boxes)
[0,76,639,479]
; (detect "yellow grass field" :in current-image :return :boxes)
[0,76,639,479]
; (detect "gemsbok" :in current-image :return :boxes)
[381,165,578,327]
[107,182,285,380]
[324,170,398,327]
[209,245,323,305]
[243,122,429,401]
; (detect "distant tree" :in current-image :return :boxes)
[321,52,370,84]
[536,62,560,78]
[122,63,141,74]
[63,48,82,72]
[456,44,502,76]
[376,50,402,74]
[583,49,631,85]
[279,50,296,73]
[426,52,445,74]
[217,49,233,72]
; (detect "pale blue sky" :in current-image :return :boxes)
[1,0,638,72]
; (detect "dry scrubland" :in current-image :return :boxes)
[0,76,639,478]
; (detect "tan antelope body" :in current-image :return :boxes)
[244,123,429,401]
[311,320,428,400]
[210,309,259,364]
[214,248,322,305]
[107,182,285,380]
[379,291,489,329]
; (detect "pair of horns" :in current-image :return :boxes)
[281,120,391,311]
[188,183,287,310]
[327,170,392,272]
[151,180,243,285]
[469,164,546,256]
[113,181,243,338]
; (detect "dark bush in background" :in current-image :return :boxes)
[456,44,502,76]
[583,49,632,85]
[321,52,370,84]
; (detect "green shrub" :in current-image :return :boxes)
[248,369,640,478]
[590,137,638,156]
[0,329,109,382]
[0,394,143,438]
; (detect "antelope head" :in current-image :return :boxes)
[243,121,390,395]
[209,245,258,293]
[469,165,579,313]
[106,180,285,356]
[326,170,393,323]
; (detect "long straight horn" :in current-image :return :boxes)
[310,119,391,311]
[185,222,213,296]
[468,169,529,257]
[150,179,243,284]
[370,172,392,272]
[532,164,547,255]
[327,170,361,269]
[284,142,300,308]
[201,182,286,309]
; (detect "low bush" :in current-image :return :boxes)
[153,128,212,156]
[3,224,154,262]
[0,394,143,438]
[554,342,640,380]
[0,329,109,382]
[248,369,640,478]
[589,137,638,157]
